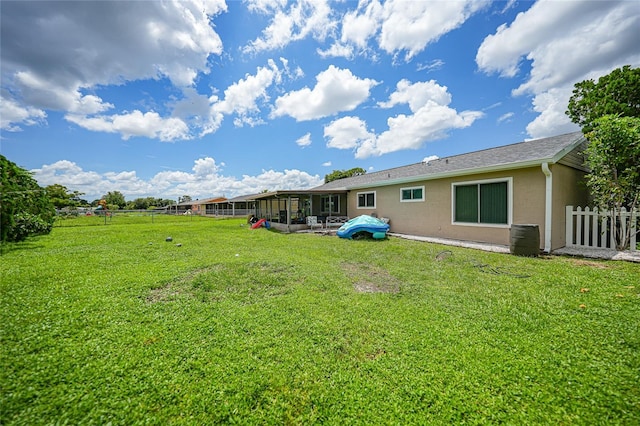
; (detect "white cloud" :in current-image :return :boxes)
[497,112,514,124]
[0,93,46,131]
[32,157,323,202]
[324,116,375,150]
[193,157,223,177]
[525,88,580,139]
[1,0,226,133]
[341,0,383,49]
[65,111,191,142]
[317,43,355,59]
[212,59,282,127]
[296,133,312,147]
[322,161,332,167]
[378,0,490,60]
[32,160,103,187]
[476,0,640,138]
[378,79,451,112]
[417,59,445,73]
[273,65,378,121]
[244,0,334,53]
[322,0,488,61]
[422,155,439,164]
[325,79,483,158]
[245,0,288,14]
[13,71,115,116]
[359,105,482,158]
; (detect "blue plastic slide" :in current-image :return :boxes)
[336,215,390,239]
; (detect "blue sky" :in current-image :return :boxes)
[2,0,639,202]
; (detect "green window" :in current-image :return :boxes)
[454,181,508,224]
[401,186,424,202]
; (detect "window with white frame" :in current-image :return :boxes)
[357,191,376,209]
[452,178,511,225]
[321,195,340,214]
[400,186,425,202]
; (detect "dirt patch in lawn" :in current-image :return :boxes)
[568,259,611,269]
[146,266,221,303]
[147,283,181,303]
[146,263,298,304]
[342,262,401,294]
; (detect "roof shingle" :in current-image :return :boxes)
[316,131,584,190]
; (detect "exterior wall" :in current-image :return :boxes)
[550,164,589,250]
[346,167,549,247]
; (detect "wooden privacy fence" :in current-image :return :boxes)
[566,206,638,251]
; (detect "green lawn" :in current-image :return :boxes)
[2,215,639,425]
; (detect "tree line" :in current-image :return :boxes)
[0,157,187,242]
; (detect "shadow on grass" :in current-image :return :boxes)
[0,240,46,256]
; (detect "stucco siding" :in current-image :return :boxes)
[346,167,551,247]
[550,164,589,249]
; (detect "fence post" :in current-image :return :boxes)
[631,209,638,251]
[600,211,607,249]
[576,206,584,246]
[566,205,573,247]
[609,209,616,250]
[591,207,598,248]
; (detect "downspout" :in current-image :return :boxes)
[541,162,552,253]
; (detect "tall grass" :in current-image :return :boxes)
[2,215,639,424]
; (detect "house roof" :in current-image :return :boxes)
[178,197,226,206]
[248,188,347,200]
[316,131,586,190]
[216,194,259,203]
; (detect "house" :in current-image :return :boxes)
[250,188,348,232]
[173,197,226,215]
[252,132,590,252]
[208,194,257,217]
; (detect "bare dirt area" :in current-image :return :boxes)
[341,262,401,294]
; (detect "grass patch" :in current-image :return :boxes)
[2,215,639,424]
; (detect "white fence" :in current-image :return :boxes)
[566,206,638,251]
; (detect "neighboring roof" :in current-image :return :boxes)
[215,194,259,203]
[248,188,347,200]
[178,197,226,206]
[316,131,586,190]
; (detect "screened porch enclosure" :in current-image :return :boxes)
[255,196,310,225]
[252,190,348,231]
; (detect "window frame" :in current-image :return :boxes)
[356,191,376,209]
[400,185,425,203]
[451,177,512,227]
[320,195,340,214]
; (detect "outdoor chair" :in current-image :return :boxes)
[306,216,323,230]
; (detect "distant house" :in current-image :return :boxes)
[208,194,257,217]
[252,132,590,252]
[174,197,226,215]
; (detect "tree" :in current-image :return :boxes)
[46,184,85,209]
[179,195,192,203]
[584,115,640,250]
[103,191,126,209]
[324,167,367,184]
[566,65,640,133]
[0,155,56,242]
